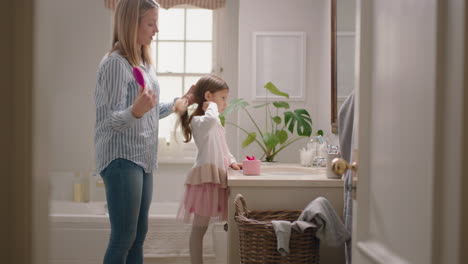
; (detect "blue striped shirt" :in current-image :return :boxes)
[94,52,174,173]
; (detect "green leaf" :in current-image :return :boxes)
[316,129,324,136]
[272,116,281,125]
[276,130,288,144]
[221,98,249,117]
[253,103,270,109]
[220,115,225,126]
[264,82,289,98]
[262,133,280,149]
[242,132,257,148]
[284,109,313,137]
[272,101,290,109]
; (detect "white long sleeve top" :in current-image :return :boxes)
[185,102,236,188]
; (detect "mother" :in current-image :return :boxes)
[95,0,193,263]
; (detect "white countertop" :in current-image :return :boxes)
[228,163,344,187]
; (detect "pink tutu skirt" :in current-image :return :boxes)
[177,182,229,224]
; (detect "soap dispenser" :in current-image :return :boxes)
[308,135,327,167]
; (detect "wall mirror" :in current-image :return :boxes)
[331,0,357,133]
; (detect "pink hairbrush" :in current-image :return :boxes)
[132,67,145,87]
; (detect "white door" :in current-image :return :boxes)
[351,0,465,263]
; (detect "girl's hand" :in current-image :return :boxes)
[131,85,158,118]
[202,101,211,112]
[230,163,243,170]
[173,98,188,115]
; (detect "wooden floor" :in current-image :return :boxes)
[145,255,223,264]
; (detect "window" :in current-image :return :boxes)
[151,7,215,142]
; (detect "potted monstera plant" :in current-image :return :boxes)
[220,82,322,162]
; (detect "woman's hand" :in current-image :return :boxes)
[131,85,158,118]
[230,163,243,170]
[173,98,188,115]
[182,85,196,105]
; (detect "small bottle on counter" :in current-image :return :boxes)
[73,172,89,202]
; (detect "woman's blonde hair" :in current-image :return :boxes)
[179,75,229,143]
[111,0,159,67]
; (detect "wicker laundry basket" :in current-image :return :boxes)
[234,194,320,264]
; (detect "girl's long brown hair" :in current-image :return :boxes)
[111,0,159,67]
[180,75,229,143]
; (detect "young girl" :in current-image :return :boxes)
[177,75,242,264]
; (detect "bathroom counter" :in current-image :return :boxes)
[228,163,343,187]
[227,163,345,264]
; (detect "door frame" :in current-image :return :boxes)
[432,0,467,263]
[462,2,468,260]
[0,0,35,263]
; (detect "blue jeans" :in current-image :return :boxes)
[101,158,153,264]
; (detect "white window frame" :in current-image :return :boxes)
[155,6,222,163]
[154,7,219,81]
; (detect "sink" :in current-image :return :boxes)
[263,171,312,176]
[260,166,322,176]
[228,163,339,187]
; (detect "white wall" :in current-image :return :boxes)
[217,0,240,163]
[35,0,112,173]
[236,0,332,163]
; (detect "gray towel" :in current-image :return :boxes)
[272,197,350,256]
[271,220,292,256]
[292,197,350,247]
[338,91,355,264]
[338,91,355,165]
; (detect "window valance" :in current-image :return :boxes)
[157,0,225,9]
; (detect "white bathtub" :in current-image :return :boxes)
[49,200,227,264]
